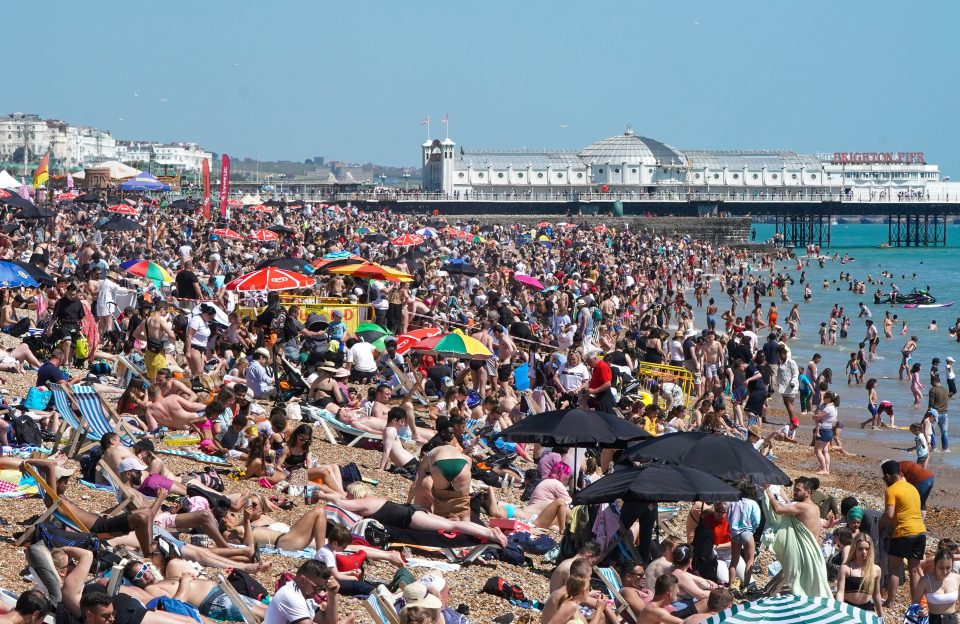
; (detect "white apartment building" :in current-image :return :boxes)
[0,113,210,172]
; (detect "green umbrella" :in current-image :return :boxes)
[356,322,391,344]
[704,596,881,624]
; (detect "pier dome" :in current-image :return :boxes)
[578,128,687,167]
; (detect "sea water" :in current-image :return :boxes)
[741,224,960,467]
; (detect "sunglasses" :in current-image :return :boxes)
[132,563,148,582]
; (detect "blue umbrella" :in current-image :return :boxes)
[0,261,40,287]
[323,251,354,260]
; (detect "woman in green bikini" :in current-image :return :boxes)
[415,443,472,521]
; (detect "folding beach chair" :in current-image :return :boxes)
[48,386,91,458]
[215,573,263,624]
[115,353,151,388]
[16,462,90,546]
[303,404,382,447]
[362,589,400,624]
[385,359,434,406]
[593,566,639,623]
[70,385,140,447]
[97,461,145,513]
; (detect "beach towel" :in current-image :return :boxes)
[79,479,116,493]
[156,449,229,465]
[761,491,831,597]
[0,468,39,499]
[164,433,202,446]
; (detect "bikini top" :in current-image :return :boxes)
[926,576,959,606]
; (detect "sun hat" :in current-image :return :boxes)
[401,583,442,610]
[747,425,762,439]
[334,368,350,378]
[254,347,271,358]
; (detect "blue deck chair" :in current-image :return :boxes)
[70,386,137,446]
[593,566,638,622]
[362,591,400,624]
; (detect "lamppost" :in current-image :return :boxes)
[403,172,410,191]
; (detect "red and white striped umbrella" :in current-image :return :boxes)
[251,204,274,213]
[226,199,243,208]
[225,267,315,291]
[108,204,138,215]
[250,229,279,241]
[212,228,244,239]
[55,191,79,201]
[391,233,425,247]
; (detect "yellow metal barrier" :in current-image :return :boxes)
[634,361,695,409]
[236,301,375,334]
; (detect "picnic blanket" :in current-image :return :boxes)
[761,490,831,597]
[0,469,39,499]
[163,433,202,446]
[156,449,229,465]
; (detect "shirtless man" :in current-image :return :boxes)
[765,477,825,543]
[366,384,430,442]
[700,331,723,383]
[144,386,207,430]
[154,368,198,401]
[131,300,177,381]
[636,575,684,624]
[681,589,735,624]
[122,556,268,622]
[492,326,517,391]
[540,559,603,624]
[865,319,880,360]
[549,543,601,592]
[380,408,418,475]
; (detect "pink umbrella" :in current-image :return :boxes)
[513,273,545,290]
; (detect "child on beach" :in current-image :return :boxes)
[903,423,930,469]
[910,362,925,407]
[862,378,896,428]
[845,353,862,385]
[947,356,957,397]
[923,410,936,451]
[819,322,828,345]
[930,357,940,384]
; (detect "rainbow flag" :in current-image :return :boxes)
[32,153,49,188]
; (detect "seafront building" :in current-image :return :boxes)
[422,127,954,201]
[0,112,211,172]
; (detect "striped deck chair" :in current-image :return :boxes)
[362,590,400,624]
[385,359,434,406]
[16,462,90,545]
[48,386,89,457]
[70,386,138,446]
[115,353,151,388]
[593,566,638,622]
[97,461,145,513]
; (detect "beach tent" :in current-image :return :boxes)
[240,193,262,205]
[119,172,171,192]
[0,170,20,190]
[93,160,140,180]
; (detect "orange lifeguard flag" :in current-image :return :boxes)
[32,153,49,188]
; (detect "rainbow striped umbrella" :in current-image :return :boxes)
[119,259,174,283]
[413,329,492,360]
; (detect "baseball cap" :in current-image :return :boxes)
[441,376,454,388]
[948,357,956,363]
[118,457,148,473]
[401,583,442,610]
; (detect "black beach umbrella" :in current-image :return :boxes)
[256,257,313,273]
[9,260,55,286]
[2,223,20,234]
[170,198,198,210]
[99,217,142,232]
[624,431,791,485]
[14,202,55,219]
[363,233,389,243]
[0,195,35,211]
[441,259,479,275]
[74,192,101,203]
[499,408,650,448]
[314,257,362,272]
[264,199,285,207]
[572,464,741,505]
[268,225,295,235]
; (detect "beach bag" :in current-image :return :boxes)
[11,413,43,446]
[74,335,89,360]
[9,318,31,337]
[228,569,269,601]
[352,519,390,549]
[90,361,111,376]
[24,387,52,411]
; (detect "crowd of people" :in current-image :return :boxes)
[0,190,955,624]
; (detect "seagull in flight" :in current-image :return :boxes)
[559,122,570,128]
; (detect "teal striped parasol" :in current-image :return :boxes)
[704,596,881,624]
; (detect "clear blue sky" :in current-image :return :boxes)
[5,1,959,172]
